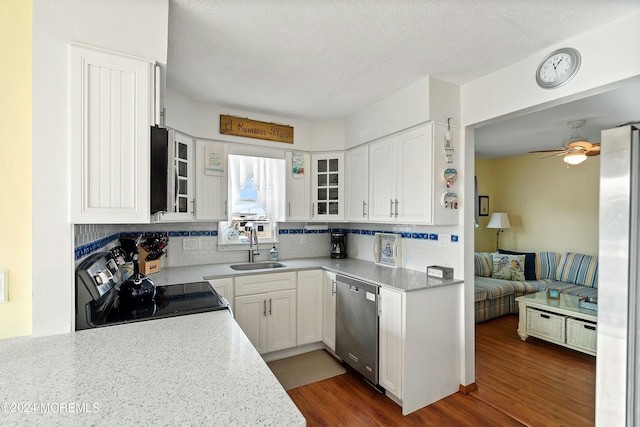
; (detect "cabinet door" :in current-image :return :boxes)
[396,126,433,224]
[157,131,195,222]
[208,278,234,313]
[70,45,154,223]
[321,271,337,351]
[368,138,396,223]
[379,287,403,399]
[285,152,311,221]
[235,293,268,354]
[345,145,369,222]
[297,270,323,345]
[195,139,228,221]
[266,289,297,353]
[311,153,344,221]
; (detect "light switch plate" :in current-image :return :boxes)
[438,233,451,247]
[0,269,8,303]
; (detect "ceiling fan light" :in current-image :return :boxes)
[564,152,587,165]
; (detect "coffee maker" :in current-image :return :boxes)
[330,232,347,259]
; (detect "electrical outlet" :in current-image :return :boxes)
[301,233,307,244]
[183,238,200,251]
[0,270,8,303]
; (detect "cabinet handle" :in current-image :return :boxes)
[288,202,291,218]
[192,199,196,214]
[312,203,315,217]
[585,324,596,331]
[224,199,228,216]
[395,199,399,218]
[269,298,272,315]
[362,201,367,217]
[263,300,266,316]
[541,314,550,319]
[331,280,337,295]
[390,199,394,218]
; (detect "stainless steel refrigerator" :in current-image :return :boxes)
[597,124,639,426]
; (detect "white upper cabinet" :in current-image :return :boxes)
[368,123,457,225]
[368,137,397,222]
[345,145,369,222]
[154,130,195,222]
[395,126,433,224]
[194,139,228,221]
[70,44,156,224]
[285,152,311,221]
[311,152,345,221]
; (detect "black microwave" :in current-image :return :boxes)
[150,125,169,215]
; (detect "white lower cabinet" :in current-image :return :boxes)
[379,287,403,399]
[207,278,234,313]
[234,272,297,355]
[321,271,337,351]
[378,283,461,415]
[297,270,323,346]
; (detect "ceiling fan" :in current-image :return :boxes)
[529,119,601,165]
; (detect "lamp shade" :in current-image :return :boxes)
[487,212,511,229]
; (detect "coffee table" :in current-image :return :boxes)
[515,291,597,356]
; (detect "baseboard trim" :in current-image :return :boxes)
[459,383,478,394]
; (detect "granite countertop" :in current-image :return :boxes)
[151,257,463,292]
[0,311,305,427]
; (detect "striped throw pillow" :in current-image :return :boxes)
[535,252,561,279]
[474,252,494,277]
[555,252,599,288]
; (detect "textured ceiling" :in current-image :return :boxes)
[166,0,640,156]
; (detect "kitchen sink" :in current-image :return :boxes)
[230,262,286,271]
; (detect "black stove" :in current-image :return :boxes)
[76,251,228,331]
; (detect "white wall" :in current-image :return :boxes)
[165,85,345,152]
[32,0,169,336]
[346,77,430,147]
[345,76,461,148]
[462,10,640,127]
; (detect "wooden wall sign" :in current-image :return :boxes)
[220,115,294,144]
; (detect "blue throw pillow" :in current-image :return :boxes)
[498,249,536,281]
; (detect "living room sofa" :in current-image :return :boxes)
[474,251,598,323]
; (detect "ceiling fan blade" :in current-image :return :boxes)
[528,149,565,154]
[539,151,568,159]
[585,143,601,156]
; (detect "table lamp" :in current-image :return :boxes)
[487,212,511,251]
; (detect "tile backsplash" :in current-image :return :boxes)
[74,221,460,272]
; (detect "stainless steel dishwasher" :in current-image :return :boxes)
[335,274,379,385]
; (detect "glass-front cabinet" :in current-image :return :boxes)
[165,131,194,221]
[311,152,344,221]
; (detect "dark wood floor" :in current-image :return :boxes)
[287,315,596,426]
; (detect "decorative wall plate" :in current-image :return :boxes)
[441,192,458,210]
[373,233,402,268]
[442,168,457,188]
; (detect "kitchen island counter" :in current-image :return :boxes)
[0,310,305,426]
[151,257,462,293]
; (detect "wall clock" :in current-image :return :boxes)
[535,47,581,89]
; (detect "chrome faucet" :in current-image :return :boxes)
[247,222,260,262]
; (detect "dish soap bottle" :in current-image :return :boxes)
[269,244,278,261]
